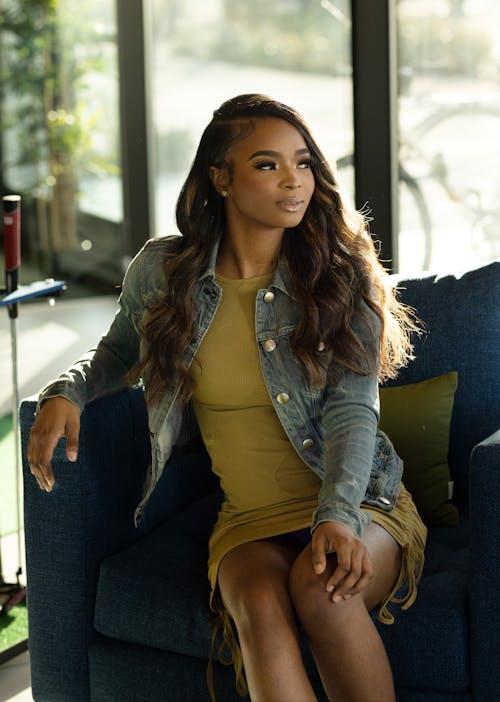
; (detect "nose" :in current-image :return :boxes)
[281,168,302,189]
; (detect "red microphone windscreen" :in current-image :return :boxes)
[3,195,21,273]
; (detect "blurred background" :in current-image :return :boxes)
[0,1,499,690]
[1,0,499,294]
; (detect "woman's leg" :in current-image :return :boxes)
[289,522,402,702]
[218,538,317,702]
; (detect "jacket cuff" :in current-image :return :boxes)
[35,382,85,416]
[312,501,371,539]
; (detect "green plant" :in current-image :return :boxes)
[0,0,119,260]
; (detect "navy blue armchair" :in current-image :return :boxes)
[21,260,499,701]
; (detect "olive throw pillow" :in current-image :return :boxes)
[379,371,459,527]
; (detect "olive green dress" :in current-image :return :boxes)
[190,274,426,699]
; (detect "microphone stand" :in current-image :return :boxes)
[0,195,66,624]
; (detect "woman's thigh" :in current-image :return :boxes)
[217,538,300,625]
[360,521,402,609]
[290,521,402,613]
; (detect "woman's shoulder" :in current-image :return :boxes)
[141,234,183,258]
[122,235,183,296]
[133,234,182,272]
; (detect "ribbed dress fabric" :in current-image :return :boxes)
[190,274,427,700]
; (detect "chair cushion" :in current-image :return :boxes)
[380,524,470,692]
[94,496,470,693]
[94,492,220,660]
[390,260,500,508]
[379,372,459,526]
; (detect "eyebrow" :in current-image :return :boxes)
[247,148,311,160]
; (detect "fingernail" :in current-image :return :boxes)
[68,451,77,462]
[326,584,334,593]
[333,594,342,603]
[344,594,353,600]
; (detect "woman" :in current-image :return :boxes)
[28,94,426,702]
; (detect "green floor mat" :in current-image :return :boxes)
[0,413,23,537]
[0,600,28,662]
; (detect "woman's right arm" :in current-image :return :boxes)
[28,396,81,491]
[27,241,155,490]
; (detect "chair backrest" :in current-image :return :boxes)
[387,260,500,508]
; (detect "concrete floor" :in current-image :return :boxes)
[0,651,31,702]
[0,293,119,702]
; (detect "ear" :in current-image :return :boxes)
[209,165,229,196]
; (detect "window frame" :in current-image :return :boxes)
[113,1,401,268]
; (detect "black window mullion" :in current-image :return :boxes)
[351,0,399,270]
[116,0,153,263]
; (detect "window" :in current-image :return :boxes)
[149,0,353,236]
[1,0,122,291]
[397,0,500,272]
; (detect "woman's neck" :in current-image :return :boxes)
[216,229,283,279]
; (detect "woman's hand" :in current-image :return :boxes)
[311,520,374,601]
[27,396,80,492]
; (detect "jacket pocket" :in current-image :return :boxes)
[362,430,403,511]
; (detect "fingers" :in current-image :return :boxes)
[65,414,80,463]
[28,425,61,492]
[311,536,328,575]
[327,547,374,602]
[312,521,374,602]
[326,540,355,595]
[33,468,54,493]
[27,397,80,492]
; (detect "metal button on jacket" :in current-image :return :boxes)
[263,339,277,352]
[263,291,275,303]
[302,438,314,449]
[276,392,290,404]
[318,341,325,352]
[377,496,391,506]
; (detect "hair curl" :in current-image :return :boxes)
[129,94,419,405]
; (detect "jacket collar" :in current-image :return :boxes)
[198,236,296,299]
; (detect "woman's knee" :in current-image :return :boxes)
[289,548,362,634]
[227,574,287,627]
[218,542,297,634]
[289,549,330,621]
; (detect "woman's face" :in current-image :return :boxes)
[212,117,315,236]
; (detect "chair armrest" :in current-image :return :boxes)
[469,427,500,701]
[20,387,212,702]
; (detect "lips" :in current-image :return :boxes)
[276,198,304,212]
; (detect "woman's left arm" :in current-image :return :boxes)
[311,367,380,598]
[312,368,379,538]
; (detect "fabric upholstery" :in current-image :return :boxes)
[95,498,470,692]
[20,260,500,702]
[387,260,500,507]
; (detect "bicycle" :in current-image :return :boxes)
[336,100,500,271]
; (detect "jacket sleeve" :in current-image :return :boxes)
[36,243,151,414]
[312,301,381,538]
[312,368,380,538]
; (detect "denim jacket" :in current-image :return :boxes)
[38,236,402,537]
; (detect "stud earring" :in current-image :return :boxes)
[221,190,228,198]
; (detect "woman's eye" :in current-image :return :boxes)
[298,160,312,169]
[254,161,276,171]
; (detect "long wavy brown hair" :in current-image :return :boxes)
[130,94,419,406]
